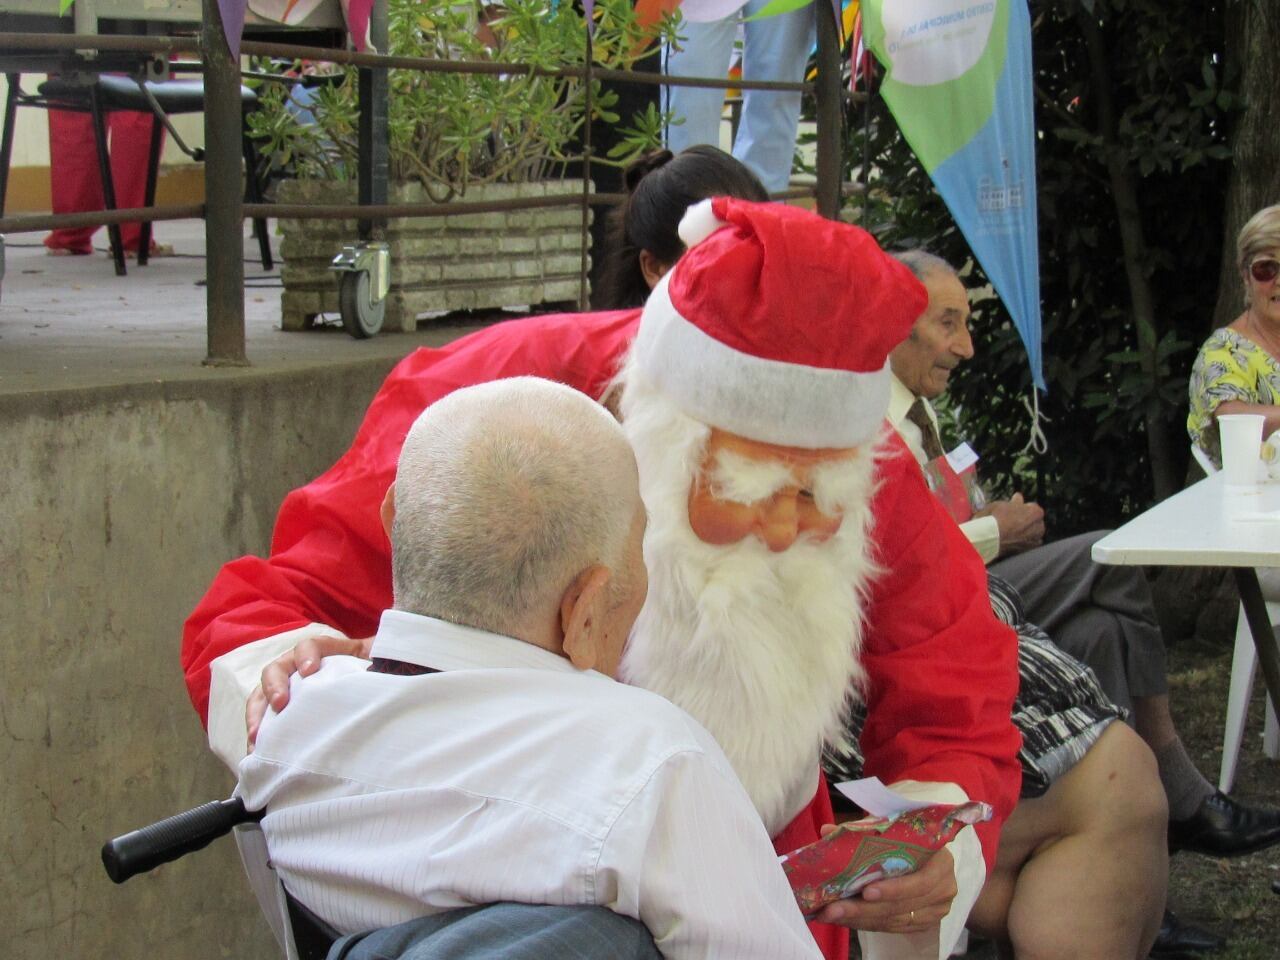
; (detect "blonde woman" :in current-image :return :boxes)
[1189,203,1280,466]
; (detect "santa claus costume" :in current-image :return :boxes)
[184,200,1020,960]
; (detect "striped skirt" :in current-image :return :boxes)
[824,573,1124,800]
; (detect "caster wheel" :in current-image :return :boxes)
[339,270,385,339]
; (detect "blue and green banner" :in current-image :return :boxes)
[862,0,1044,389]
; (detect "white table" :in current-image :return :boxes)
[1092,472,1280,712]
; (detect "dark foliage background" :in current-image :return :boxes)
[803,0,1242,536]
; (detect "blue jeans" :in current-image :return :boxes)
[327,902,662,960]
[664,0,816,193]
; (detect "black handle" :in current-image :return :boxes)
[101,797,263,884]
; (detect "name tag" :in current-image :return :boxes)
[946,442,980,474]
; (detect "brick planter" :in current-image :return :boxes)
[277,179,592,332]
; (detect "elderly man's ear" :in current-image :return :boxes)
[560,566,613,672]
[380,485,396,537]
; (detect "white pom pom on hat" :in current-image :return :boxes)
[676,198,725,249]
[633,196,928,449]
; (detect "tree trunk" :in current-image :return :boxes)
[1076,6,1181,502]
[1211,0,1280,331]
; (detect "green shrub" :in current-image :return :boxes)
[249,0,678,201]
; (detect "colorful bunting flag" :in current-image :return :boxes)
[861,0,1044,389]
[217,0,248,58]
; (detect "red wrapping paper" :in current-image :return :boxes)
[780,801,993,916]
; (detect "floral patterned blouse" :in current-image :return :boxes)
[1187,327,1280,466]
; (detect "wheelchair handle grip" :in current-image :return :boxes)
[102,797,264,884]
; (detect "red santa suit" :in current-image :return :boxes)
[184,311,1020,960]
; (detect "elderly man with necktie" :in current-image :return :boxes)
[884,250,1280,954]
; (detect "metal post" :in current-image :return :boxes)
[73,0,97,44]
[358,0,389,240]
[0,75,19,215]
[813,0,842,220]
[202,0,247,365]
[578,26,593,311]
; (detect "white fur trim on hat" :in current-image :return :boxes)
[634,272,891,449]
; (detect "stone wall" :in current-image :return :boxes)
[278,180,591,332]
[1,359,403,960]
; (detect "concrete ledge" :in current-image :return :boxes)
[1,356,415,960]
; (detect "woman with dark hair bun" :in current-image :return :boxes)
[593,145,769,310]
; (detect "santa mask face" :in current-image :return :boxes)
[687,429,854,553]
[617,364,881,836]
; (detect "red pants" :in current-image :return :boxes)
[44,105,162,254]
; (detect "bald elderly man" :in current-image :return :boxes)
[236,378,823,960]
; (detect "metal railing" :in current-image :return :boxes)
[0,0,848,364]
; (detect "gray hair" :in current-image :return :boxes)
[390,377,637,638]
[893,248,956,282]
[1237,203,1280,272]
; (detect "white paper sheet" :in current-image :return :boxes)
[833,777,938,818]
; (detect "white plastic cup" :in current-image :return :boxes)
[1219,413,1265,486]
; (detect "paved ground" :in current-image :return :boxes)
[0,219,494,396]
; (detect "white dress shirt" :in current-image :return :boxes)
[236,610,822,960]
[886,375,1001,563]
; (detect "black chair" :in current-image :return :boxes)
[0,72,273,276]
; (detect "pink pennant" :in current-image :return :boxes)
[347,0,375,50]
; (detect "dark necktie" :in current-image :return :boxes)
[368,657,440,676]
[905,397,946,462]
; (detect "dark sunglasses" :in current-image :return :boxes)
[1250,258,1280,284]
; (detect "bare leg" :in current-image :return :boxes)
[968,723,1167,959]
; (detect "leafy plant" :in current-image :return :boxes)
[248,0,679,200]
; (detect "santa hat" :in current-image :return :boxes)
[632,197,927,449]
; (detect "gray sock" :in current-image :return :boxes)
[1157,738,1216,821]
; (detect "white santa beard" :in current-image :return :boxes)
[618,369,882,837]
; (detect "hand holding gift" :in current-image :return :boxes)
[780,801,993,917]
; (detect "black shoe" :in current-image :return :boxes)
[1148,910,1224,959]
[1168,791,1280,857]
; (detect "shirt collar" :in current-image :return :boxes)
[370,609,599,677]
[887,373,925,429]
